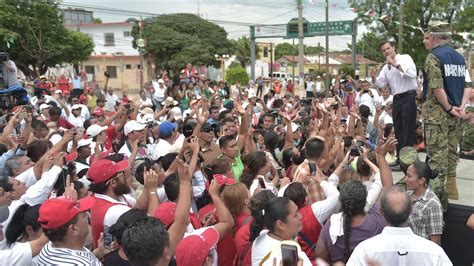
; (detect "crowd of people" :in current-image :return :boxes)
[0,21,472,265]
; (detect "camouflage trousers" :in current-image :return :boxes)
[425,121,461,211]
[460,106,474,152]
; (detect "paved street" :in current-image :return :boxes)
[393,153,474,207]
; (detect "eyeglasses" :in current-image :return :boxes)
[105,171,126,185]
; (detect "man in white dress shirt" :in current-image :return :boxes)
[371,41,418,164]
[347,186,452,266]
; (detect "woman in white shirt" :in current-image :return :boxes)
[240,151,278,196]
[250,197,312,265]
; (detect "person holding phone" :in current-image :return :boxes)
[250,197,311,265]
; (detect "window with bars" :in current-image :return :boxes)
[104,33,115,46]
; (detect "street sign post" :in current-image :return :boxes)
[286,19,353,38]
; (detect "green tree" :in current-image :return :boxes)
[274,42,297,60]
[93,18,103,24]
[0,1,94,77]
[133,13,233,79]
[339,64,355,77]
[453,6,474,33]
[349,0,467,68]
[352,31,387,63]
[305,45,324,55]
[230,36,261,67]
[226,66,249,85]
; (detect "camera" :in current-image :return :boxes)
[350,141,364,157]
[104,71,110,79]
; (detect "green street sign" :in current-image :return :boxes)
[286,19,354,38]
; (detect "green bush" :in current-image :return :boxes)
[226,66,249,85]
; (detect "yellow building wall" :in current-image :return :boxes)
[83,56,150,94]
[256,42,275,64]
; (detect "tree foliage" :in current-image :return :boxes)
[226,65,249,85]
[349,0,468,68]
[0,1,94,77]
[274,43,324,60]
[231,36,261,67]
[133,13,233,78]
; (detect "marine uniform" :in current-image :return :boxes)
[422,22,469,205]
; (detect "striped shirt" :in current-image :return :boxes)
[35,242,102,265]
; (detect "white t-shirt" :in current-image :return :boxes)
[251,230,312,266]
[0,242,32,265]
[35,242,102,265]
[104,93,119,112]
[67,114,85,129]
[151,139,172,160]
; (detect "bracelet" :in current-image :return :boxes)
[149,191,157,195]
[445,105,453,113]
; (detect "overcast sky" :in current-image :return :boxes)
[63,0,358,51]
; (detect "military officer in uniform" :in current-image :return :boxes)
[422,21,471,206]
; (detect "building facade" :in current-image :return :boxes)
[65,21,150,93]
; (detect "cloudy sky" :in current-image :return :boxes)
[63,0,358,50]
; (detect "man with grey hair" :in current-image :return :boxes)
[421,21,471,201]
[347,186,452,265]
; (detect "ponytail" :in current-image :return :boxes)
[248,190,276,242]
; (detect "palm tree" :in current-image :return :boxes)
[232,37,260,67]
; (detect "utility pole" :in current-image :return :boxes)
[292,38,295,87]
[325,0,329,88]
[250,26,256,81]
[297,0,305,98]
[270,42,274,83]
[398,0,404,53]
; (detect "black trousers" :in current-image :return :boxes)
[392,90,417,158]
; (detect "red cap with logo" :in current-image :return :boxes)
[38,196,95,229]
[87,159,129,184]
[175,227,220,265]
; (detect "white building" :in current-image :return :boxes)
[66,21,150,93]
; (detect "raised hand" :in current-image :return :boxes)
[144,167,159,192]
[376,137,397,156]
[63,174,78,201]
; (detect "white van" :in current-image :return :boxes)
[269,72,293,81]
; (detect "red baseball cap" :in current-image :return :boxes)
[92,107,105,116]
[64,152,78,163]
[175,227,219,266]
[79,95,87,103]
[87,159,129,184]
[38,196,95,229]
[154,202,176,228]
[204,174,236,190]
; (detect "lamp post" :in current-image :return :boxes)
[214,54,229,81]
[137,20,146,90]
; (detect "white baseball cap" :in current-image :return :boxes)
[170,107,183,121]
[71,104,82,110]
[124,120,147,135]
[39,104,51,111]
[54,89,62,94]
[77,138,93,148]
[86,124,108,138]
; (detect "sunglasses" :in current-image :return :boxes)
[201,127,213,133]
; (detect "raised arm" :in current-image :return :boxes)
[208,178,234,240]
[167,159,192,257]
